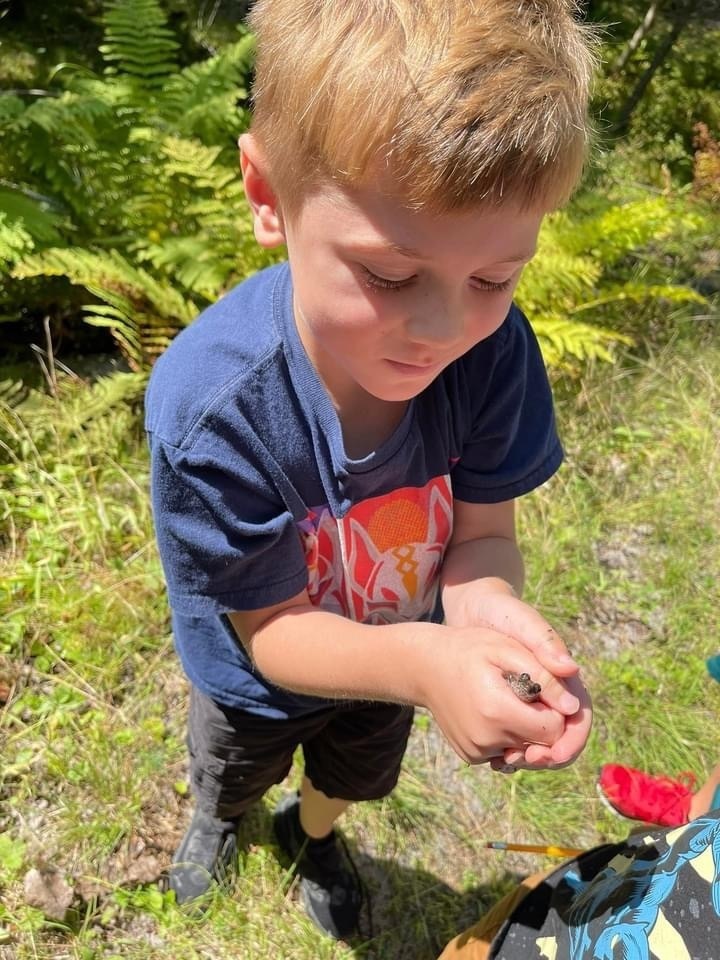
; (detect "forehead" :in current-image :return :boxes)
[292,178,544,265]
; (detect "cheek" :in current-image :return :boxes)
[315,285,394,336]
[485,286,521,329]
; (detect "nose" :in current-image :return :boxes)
[405,290,467,349]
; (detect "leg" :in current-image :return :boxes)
[299,774,351,839]
[689,762,720,819]
[172,685,307,904]
[273,701,414,939]
[186,684,298,818]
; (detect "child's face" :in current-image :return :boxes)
[282,179,544,408]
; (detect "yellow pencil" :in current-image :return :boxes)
[484,841,585,858]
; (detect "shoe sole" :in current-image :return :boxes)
[596,777,639,822]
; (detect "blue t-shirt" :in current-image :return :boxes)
[145,262,562,717]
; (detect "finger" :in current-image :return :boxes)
[515,678,591,769]
[550,713,592,765]
[522,742,555,765]
[537,675,580,716]
[549,675,591,759]
[515,621,578,678]
[547,676,592,766]
[476,595,579,677]
[494,698,566,748]
[489,652,580,717]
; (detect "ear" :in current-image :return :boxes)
[239,133,287,248]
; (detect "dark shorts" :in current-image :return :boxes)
[187,685,415,818]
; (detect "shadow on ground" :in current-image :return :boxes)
[238,804,521,960]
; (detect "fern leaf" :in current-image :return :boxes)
[19,92,115,141]
[0,94,27,124]
[161,35,255,143]
[532,313,633,368]
[101,0,179,88]
[0,213,35,267]
[139,236,229,300]
[13,247,196,369]
[0,187,65,247]
[74,371,149,422]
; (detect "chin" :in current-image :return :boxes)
[370,382,431,403]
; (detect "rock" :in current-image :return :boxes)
[23,868,74,921]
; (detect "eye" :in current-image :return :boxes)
[471,277,513,292]
[360,267,416,291]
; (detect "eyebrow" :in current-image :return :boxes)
[349,240,536,265]
[350,240,426,259]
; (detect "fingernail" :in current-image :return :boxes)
[559,692,579,713]
[557,654,576,666]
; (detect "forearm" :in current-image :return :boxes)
[441,536,525,626]
[242,606,440,705]
[230,590,586,768]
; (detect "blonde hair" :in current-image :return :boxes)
[248,0,597,213]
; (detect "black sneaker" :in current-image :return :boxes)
[169,807,240,905]
[273,793,362,940]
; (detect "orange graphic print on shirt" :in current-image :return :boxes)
[298,476,453,624]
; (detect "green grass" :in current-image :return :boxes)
[1,316,719,958]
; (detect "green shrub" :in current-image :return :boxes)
[1,0,279,367]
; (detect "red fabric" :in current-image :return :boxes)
[598,763,695,827]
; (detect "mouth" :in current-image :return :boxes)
[385,358,442,375]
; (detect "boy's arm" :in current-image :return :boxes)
[442,499,525,608]
[440,498,592,767]
[227,597,574,766]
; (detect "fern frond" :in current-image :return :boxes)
[73,371,149,423]
[0,187,65,246]
[533,313,633,368]
[18,92,116,142]
[101,0,179,88]
[551,198,702,266]
[518,248,601,316]
[129,134,268,297]
[516,196,707,369]
[161,35,255,144]
[139,236,229,300]
[13,247,196,369]
[0,213,34,268]
[0,94,27,124]
[0,379,29,411]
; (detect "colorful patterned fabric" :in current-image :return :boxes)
[442,813,720,959]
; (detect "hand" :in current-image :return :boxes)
[447,588,580,683]
[490,672,592,771]
[417,624,576,765]
[444,589,592,769]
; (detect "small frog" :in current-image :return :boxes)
[503,671,542,703]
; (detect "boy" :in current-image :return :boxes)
[145,0,595,940]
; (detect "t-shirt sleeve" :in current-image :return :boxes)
[148,427,309,616]
[451,305,563,504]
